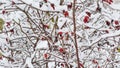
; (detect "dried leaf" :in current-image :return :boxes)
[51,17,54,22]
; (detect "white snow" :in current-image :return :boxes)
[36,40,48,49]
[0,0,120,68]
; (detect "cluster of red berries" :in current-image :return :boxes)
[83,12,91,23]
[102,0,113,4]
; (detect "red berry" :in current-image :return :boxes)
[61,63,64,67]
[98,66,100,68]
[12,1,15,5]
[43,24,49,29]
[58,32,63,35]
[67,3,72,9]
[103,0,113,4]
[59,48,64,53]
[114,20,119,25]
[41,37,46,40]
[44,53,48,59]
[83,16,89,23]
[86,12,91,17]
[92,59,98,64]
[106,21,110,26]
[50,3,55,10]
[105,30,109,33]
[63,10,65,13]
[115,26,120,30]
[10,29,14,33]
[108,0,113,4]
[6,22,11,27]
[2,10,6,14]
[63,11,69,17]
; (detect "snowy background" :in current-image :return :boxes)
[0,0,120,68]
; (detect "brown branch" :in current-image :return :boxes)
[73,0,81,68]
